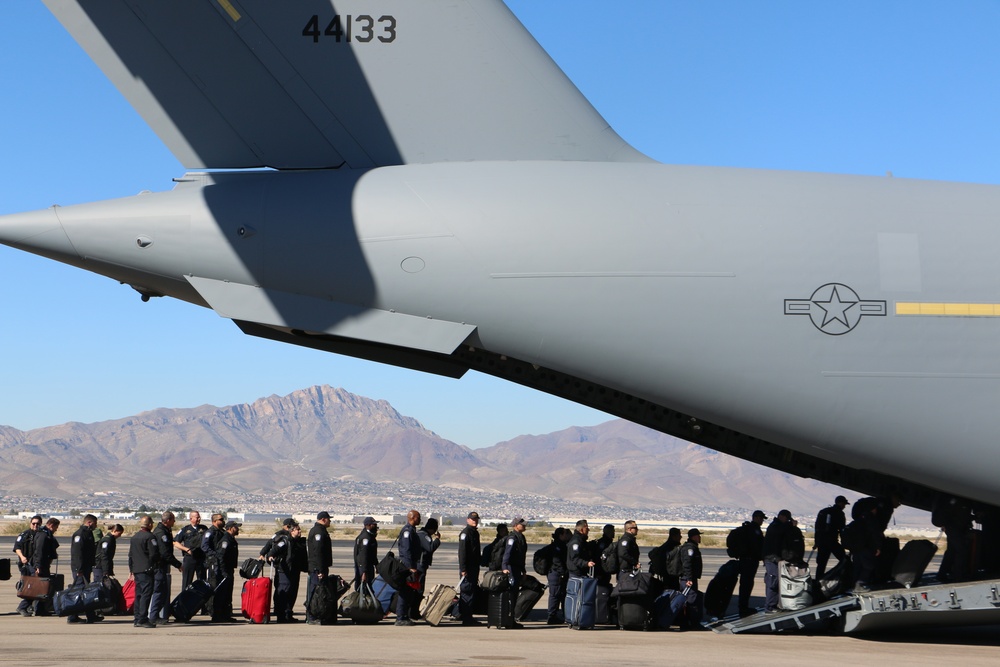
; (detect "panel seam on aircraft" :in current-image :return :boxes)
[490,272,736,279]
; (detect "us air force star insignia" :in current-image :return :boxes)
[784,283,886,335]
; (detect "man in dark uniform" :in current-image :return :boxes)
[263,518,301,623]
[67,514,99,624]
[129,516,160,628]
[200,514,227,621]
[482,524,509,570]
[354,516,379,589]
[502,517,528,629]
[211,521,240,622]
[814,497,849,578]
[29,517,60,617]
[617,520,641,576]
[173,511,208,593]
[849,504,883,593]
[734,510,765,617]
[592,524,616,588]
[762,509,793,613]
[545,526,570,625]
[457,511,482,626]
[395,509,424,626]
[567,520,595,578]
[678,528,704,629]
[150,511,183,624]
[94,523,123,583]
[14,515,42,617]
[306,511,333,624]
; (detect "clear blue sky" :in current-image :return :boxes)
[2,2,1000,447]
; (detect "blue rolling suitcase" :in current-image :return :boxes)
[565,575,597,629]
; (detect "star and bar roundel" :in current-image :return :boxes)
[784,283,887,335]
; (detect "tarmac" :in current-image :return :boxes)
[2,536,998,666]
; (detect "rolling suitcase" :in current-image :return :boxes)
[778,561,813,611]
[565,575,598,629]
[618,599,649,630]
[242,576,272,624]
[420,583,458,626]
[170,578,215,622]
[704,559,739,618]
[487,589,515,628]
[652,589,686,629]
[515,586,544,621]
[596,583,614,625]
[892,539,937,588]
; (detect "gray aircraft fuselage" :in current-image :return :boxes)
[3,160,998,506]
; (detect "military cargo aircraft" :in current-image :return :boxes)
[1,1,998,516]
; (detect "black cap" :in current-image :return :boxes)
[752,510,767,520]
[363,516,378,526]
[224,521,242,529]
[688,528,702,537]
[467,512,480,521]
[282,518,297,527]
[317,511,331,520]
[835,495,850,505]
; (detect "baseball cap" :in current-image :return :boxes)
[835,495,850,505]
[752,510,767,520]
[510,517,527,527]
[224,521,242,529]
[468,512,480,521]
[282,518,297,527]
[317,511,331,520]
[688,528,702,537]
[363,516,378,526]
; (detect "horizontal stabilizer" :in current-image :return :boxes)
[45,0,648,168]
[186,276,476,355]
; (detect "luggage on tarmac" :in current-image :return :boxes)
[242,576,272,624]
[652,589,687,629]
[613,571,659,599]
[778,561,813,611]
[515,586,544,622]
[377,551,410,591]
[307,576,340,625]
[520,573,545,593]
[486,589,516,629]
[122,577,136,613]
[618,599,649,630]
[596,582,614,625]
[53,580,110,617]
[0,558,10,581]
[17,573,64,600]
[565,575,598,629]
[239,558,263,579]
[170,578,216,623]
[340,582,383,624]
[372,575,397,615]
[704,559,740,618]
[420,583,458,626]
[813,559,852,601]
[891,539,937,588]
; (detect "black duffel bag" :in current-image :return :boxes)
[480,570,510,593]
[612,570,661,599]
[339,582,384,624]
[377,551,410,591]
[239,558,263,579]
[54,581,110,617]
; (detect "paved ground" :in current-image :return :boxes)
[2,537,997,666]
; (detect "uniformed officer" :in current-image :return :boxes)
[29,517,60,617]
[263,518,301,623]
[14,515,42,617]
[173,511,208,593]
[617,520,641,576]
[482,524,509,570]
[128,516,160,629]
[545,526,570,625]
[306,511,333,624]
[592,524,616,588]
[201,514,228,620]
[762,509,793,612]
[735,511,765,617]
[502,517,528,629]
[212,521,240,622]
[395,509,424,626]
[417,517,442,600]
[678,528,705,629]
[149,511,183,624]
[354,517,379,589]
[814,497,849,578]
[67,514,99,624]
[567,519,595,577]
[457,511,482,626]
[94,523,123,584]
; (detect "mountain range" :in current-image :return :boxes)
[0,385,863,518]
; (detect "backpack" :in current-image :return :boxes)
[600,540,619,574]
[533,544,553,576]
[726,525,749,559]
[852,497,878,522]
[840,521,861,551]
[648,545,665,576]
[488,537,506,572]
[665,545,683,577]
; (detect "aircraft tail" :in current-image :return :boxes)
[44,0,649,169]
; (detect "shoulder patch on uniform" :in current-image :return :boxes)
[573,544,579,551]
[403,531,409,538]
[315,534,322,541]
[101,543,108,549]
[221,540,228,549]
[688,548,694,556]
[460,534,466,540]
[362,538,369,545]
[507,538,514,545]
[621,539,627,546]
[277,541,286,548]
[161,535,168,542]
[74,535,81,543]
